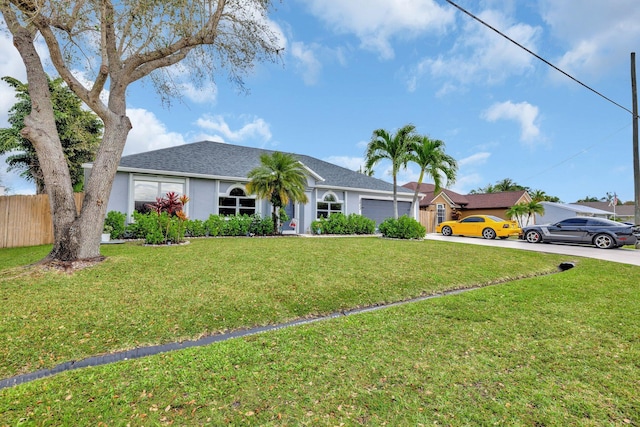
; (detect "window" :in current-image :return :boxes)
[559,218,588,226]
[317,193,343,218]
[219,187,256,216]
[436,204,445,224]
[461,216,484,223]
[134,178,185,214]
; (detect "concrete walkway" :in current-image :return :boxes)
[425,233,640,266]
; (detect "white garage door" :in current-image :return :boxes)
[361,199,412,225]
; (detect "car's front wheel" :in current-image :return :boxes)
[441,226,453,236]
[525,230,542,243]
[593,233,614,249]
[482,228,496,239]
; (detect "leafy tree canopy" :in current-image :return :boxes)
[0,0,282,262]
[470,178,560,202]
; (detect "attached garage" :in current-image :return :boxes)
[361,199,412,225]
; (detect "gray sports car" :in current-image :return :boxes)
[520,217,638,249]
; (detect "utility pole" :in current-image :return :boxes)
[632,53,640,231]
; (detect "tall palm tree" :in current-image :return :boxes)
[524,200,545,225]
[364,124,418,219]
[408,136,458,211]
[246,151,309,232]
[506,203,529,227]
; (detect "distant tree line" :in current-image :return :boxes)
[470,178,560,202]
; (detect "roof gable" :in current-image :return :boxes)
[463,191,530,209]
[401,182,468,207]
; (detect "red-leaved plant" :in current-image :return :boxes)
[145,192,190,244]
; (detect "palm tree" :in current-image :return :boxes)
[524,200,545,225]
[493,178,526,192]
[246,152,309,232]
[529,189,547,202]
[408,136,457,211]
[364,124,418,219]
[506,203,529,227]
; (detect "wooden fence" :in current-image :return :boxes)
[419,210,437,234]
[0,193,84,249]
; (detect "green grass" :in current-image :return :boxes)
[1,237,638,425]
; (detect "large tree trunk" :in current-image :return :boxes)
[7,12,132,262]
[8,20,79,261]
[64,116,131,259]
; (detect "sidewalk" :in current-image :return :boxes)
[425,233,640,266]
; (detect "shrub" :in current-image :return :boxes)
[126,210,188,244]
[249,214,275,235]
[185,219,207,237]
[311,213,375,235]
[104,211,126,239]
[204,214,275,237]
[126,211,160,239]
[204,215,226,237]
[347,213,376,234]
[378,215,426,240]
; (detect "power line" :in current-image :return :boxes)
[444,0,635,117]
[522,122,631,181]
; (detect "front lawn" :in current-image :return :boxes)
[1,238,638,425]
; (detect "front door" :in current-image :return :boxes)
[281,201,297,234]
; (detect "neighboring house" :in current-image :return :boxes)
[574,201,635,223]
[535,202,611,224]
[84,141,416,234]
[402,182,531,232]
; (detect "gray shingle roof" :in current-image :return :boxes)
[118,140,411,194]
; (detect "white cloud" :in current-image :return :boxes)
[180,81,218,104]
[302,0,454,59]
[356,140,369,149]
[323,155,365,172]
[450,172,483,194]
[482,101,541,145]
[540,0,640,78]
[195,114,272,144]
[0,31,27,127]
[406,8,540,92]
[291,41,323,85]
[124,109,187,155]
[458,152,491,167]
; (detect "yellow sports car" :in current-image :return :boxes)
[436,215,521,240]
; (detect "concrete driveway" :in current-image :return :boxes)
[425,233,640,267]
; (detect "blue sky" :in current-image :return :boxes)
[1,0,639,203]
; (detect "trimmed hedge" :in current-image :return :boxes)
[125,212,276,242]
[378,215,426,240]
[310,213,376,235]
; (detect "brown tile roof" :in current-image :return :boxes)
[402,182,529,209]
[463,191,529,209]
[401,182,468,207]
